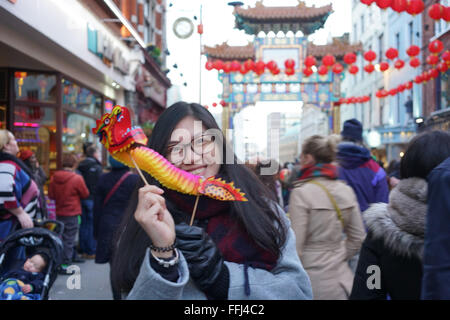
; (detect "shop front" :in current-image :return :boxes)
[0,68,115,177]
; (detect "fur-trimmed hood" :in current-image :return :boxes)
[363,177,427,260]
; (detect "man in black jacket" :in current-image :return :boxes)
[77,143,103,259]
[421,156,450,300]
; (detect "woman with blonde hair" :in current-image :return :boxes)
[288,134,366,300]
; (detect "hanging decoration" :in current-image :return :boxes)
[394,59,405,70]
[363,50,377,62]
[391,0,407,13]
[304,56,317,68]
[364,63,375,73]
[349,64,359,75]
[429,40,444,55]
[406,45,420,57]
[379,61,390,72]
[343,52,357,65]
[322,54,336,67]
[405,0,425,16]
[303,67,314,77]
[385,48,399,60]
[409,57,420,68]
[428,3,445,21]
[376,0,392,10]
[426,54,440,66]
[332,63,344,74]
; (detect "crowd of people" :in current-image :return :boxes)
[0,102,450,300]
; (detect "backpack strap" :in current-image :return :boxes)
[306,180,344,228]
[103,172,132,206]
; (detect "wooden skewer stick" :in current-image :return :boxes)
[189,195,200,226]
[129,153,149,186]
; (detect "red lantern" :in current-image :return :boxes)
[406,0,425,15]
[389,88,398,96]
[212,102,217,107]
[406,45,420,57]
[213,60,224,70]
[379,62,390,72]
[304,56,317,68]
[376,0,392,10]
[364,64,375,73]
[322,54,336,67]
[391,0,407,13]
[220,100,226,107]
[438,62,448,73]
[428,3,444,20]
[426,54,439,66]
[409,57,420,68]
[360,0,376,5]
[230,60,241,72]
[239,64,248,74]
[364,50,377,62]
[394,59,405,69]
[444,6,450,22]
[397,84,406,92]
[255,60,266,73]
[285,68,295,76]
[414,75,423,84]
[205,61,214,70]
[272,68,281,75]
[303,67,313,77]
[349,64,359,75]
[381,89,389,97]
[332,63,344,74]
[266,60,277,71]
[405,81,413,89]
[376,90,384,98]
[223,62,232,73]
[318,65,328,76]
[197,24,203,35]
[423,71,431,82]
[429,68,440,79]
[429,40,444,54]
[385,48,399,60]
[442,50,450,64]
[244,59,255,72]
[284,59,295,69]
[343,52,357,65]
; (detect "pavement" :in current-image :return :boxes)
[48,259,113,300]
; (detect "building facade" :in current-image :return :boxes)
[341,1,422,164]
[0,0,170,175]
[421,0,450,131]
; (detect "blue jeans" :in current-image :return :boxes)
[79,199,96,255]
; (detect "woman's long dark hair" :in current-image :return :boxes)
[110,102,287,297]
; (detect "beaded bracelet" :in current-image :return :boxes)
[150,242,176,252]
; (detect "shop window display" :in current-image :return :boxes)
[13,105,57,176]
[14,72,57,103]
[62,78,102,115]
[0,105,6,129]
[62,111,102,162]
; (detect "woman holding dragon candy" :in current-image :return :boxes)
[96,102,312,300]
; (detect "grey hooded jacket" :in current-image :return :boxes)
[126,211,313,300]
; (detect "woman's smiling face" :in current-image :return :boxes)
[166,116,221,178]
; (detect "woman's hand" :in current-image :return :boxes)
[134,185,175,258]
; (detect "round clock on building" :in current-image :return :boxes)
[173,17,194,39]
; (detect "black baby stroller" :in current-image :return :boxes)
[0,220,64,300]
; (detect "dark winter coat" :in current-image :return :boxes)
[421,156,450,300]
[337,142,389,213]
[77,157,103,200]
[48,170,90,217]
[350,178,427,300]
[93,168,138,264]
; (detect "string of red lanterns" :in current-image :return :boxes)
[205,40,446,78]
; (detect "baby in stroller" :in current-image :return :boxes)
[0,250,49,300]
[0,220,64,300]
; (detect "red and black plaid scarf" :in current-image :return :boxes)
[164,182,278,271]
[296,163,338,181]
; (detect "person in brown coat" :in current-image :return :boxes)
[48,153,89,274]
[288,135,366,300]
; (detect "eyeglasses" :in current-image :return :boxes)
[166,134,216,165]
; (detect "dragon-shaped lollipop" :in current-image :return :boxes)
[92,106,247,203]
